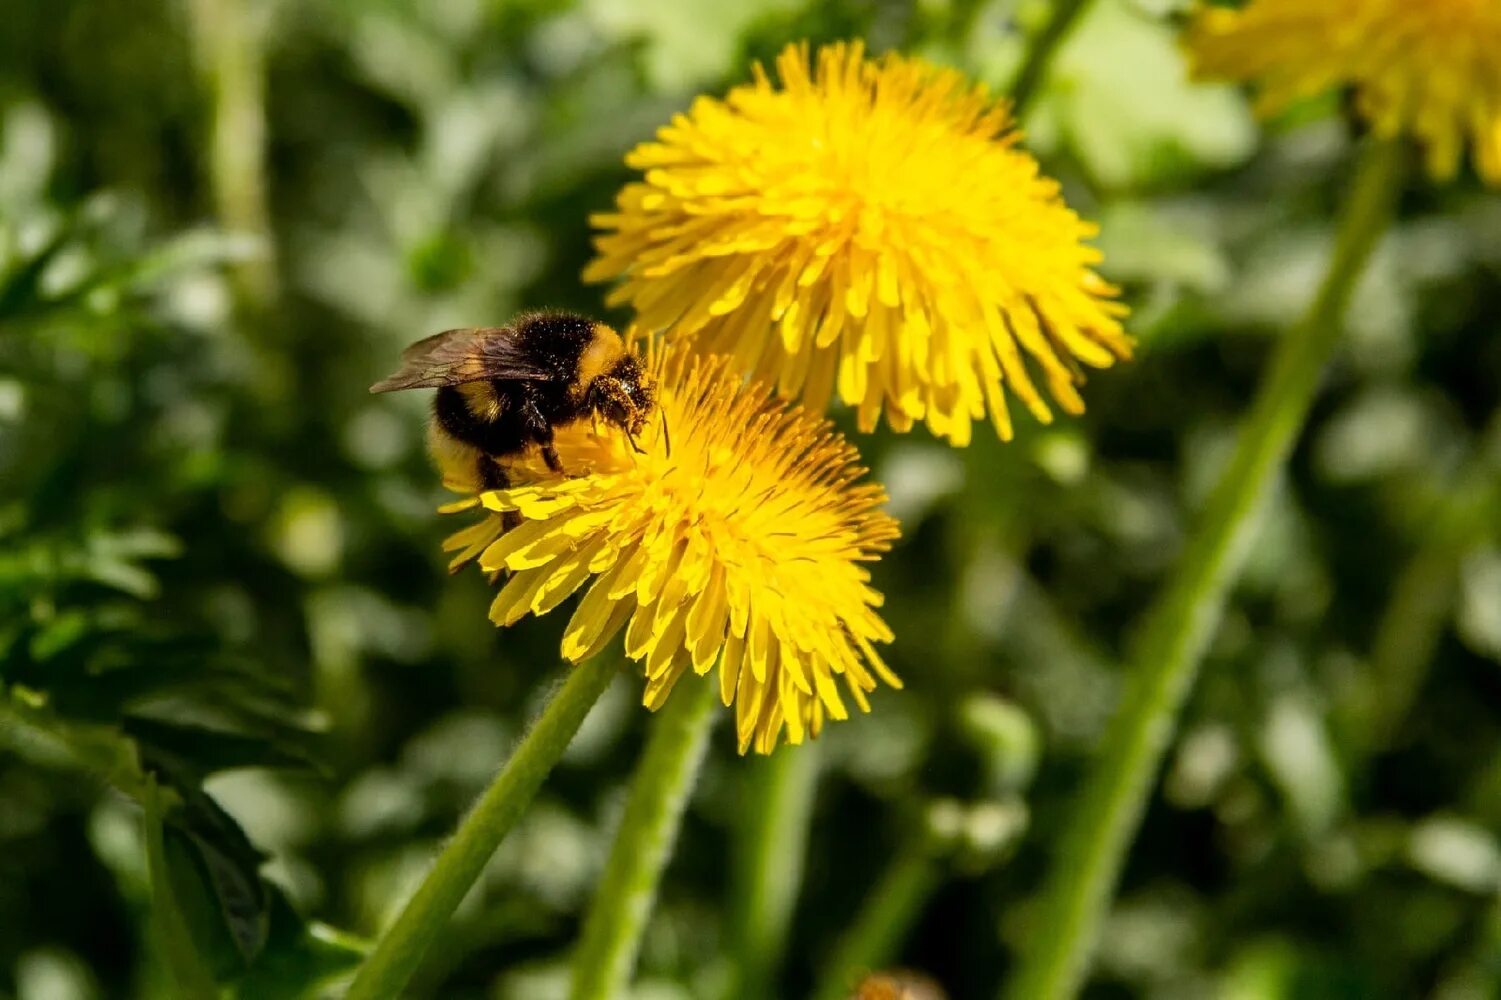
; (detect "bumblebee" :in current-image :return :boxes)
[371,311,656,491]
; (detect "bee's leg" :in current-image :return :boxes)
[518,394,564,475]
[478,456,509,491]
[540,440,563,474]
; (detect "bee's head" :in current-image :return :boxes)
[593,355,657,442]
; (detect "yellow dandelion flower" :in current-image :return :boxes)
[852,970,948,1000]
[1187,0,1501,185]
[440,342,900,754]
[585,41,1131,447]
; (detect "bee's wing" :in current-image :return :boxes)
[369,327,556,392]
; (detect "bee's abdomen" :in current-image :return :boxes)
[434,386,528,456]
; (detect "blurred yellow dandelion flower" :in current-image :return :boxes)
[440,343,900,754]
[852,970,948,1000]
[1188,0,1501,185]
[585,41,1131,446]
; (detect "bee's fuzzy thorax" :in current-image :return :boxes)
[570,325,627,402]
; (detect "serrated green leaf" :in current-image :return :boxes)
[166,782,274,970]
[44,651,250,719]
[130,717,317,777]
[143,779,222,999]
[163,824,259,981]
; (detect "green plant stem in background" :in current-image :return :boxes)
[569,678,719,1000]
[1009,0,1093,119]
[188,0,277,304]
[1347,428,1501,761]
[724,743,821,1000]
[1005,138,1406,1000]
[810,837,941,1000]
[345,657,618,1000]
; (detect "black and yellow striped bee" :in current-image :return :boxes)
[371,311,656,490]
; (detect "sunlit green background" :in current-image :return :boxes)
[3,0,1500,997]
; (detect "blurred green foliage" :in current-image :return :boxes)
[2,0,1499,997]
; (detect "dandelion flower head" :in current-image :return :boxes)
[441,341,900,754]
[1188,0,1501,185]
[586,41,1132,446]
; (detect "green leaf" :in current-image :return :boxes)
[129,717,318,776]
[1094,199,1232,293]
[0,689,155,802]
[1457,549,1501,663]
[1031,0,1258,189]
[0,213,72,321]
[143,780,222,999]
[110,228,264,295]
[71,660,260,719]
[234,889,368,999]
[165,781,274,972]
[27,610,92,662]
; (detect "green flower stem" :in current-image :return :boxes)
[569,677,719,1000]
[809,837,941,1000]
[346,656,618,1000]
[1005,137,1406,1000]
[724,742,821,1000]
[1009,0,1093,119]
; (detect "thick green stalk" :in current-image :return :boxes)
[1009,0,1093,119]
[1005,138,1405,1000]
[809,839,940,1000]
[346,657,618,1000]
[569,678,719,1000]
[724,743,821,1000]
